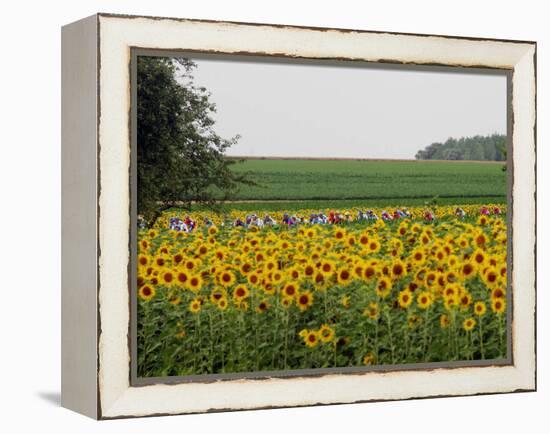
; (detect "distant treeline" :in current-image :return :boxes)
[415,134,507,161]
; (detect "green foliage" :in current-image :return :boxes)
[223,158,506,203]
[415,134,507,161]
[137,56,251,226]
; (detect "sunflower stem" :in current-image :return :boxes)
[422,308,430,361]
[479,316,485,359]
[498,314,504,358]
[384,309,396,364]
[208,311,214,373]
[283,309,289,369]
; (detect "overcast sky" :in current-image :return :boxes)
[184,57,507,159]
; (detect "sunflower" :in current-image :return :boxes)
[337,267,353,285]
[234,300,249,311]
[247,272,261,287]
[320,260,336,276]
[281,297,293,308]
[208,225,218,235]
[410,222,422,233]
[219,269,236,287]
[288,267,301,280]
[425,271,438,288]
[439,314,450,328]
[341,295,350,308]
[463,317,476,331]
[435,248,446,263]
[283,281,299,299]
[303,263,316,278]
[318,324,335,343]
[414,268,427,284]
[167,290,181,305]
[444,294,459,311]
[368,239,381,253]
[460,261,477,279]
[375,277,392,298]
[491,298,506,314]
[411,248,425,265]
[209,288,227,304]
[256,299,269,313]
[271,270,284,284]
[233,284,250,300]
[297,291,314,311]
[334,228,346,241]
[303,330,319,348]
[474,301,487,316]
[139,239,150,251]
[443,284,458,299]
[346,236,357,248]
[363,353,376,365]
[445,270,459,285]
[353,262,365,280]
[240,261,253,275]
[264,259,278,272]
[184,259,198,272]
[186,274,203,292]
[138,284,156,301]
[217,297,229,311]
[323,239,334,250]
[390,260,407,280]
[491,287,506,300]
[197,244,209,256]
[363,264,377,280]
[138,254,150,267]
[137,275,146,288]
[160,269,176,286]
[417,291,433,309]
[172,252,184,264]
[189,298,201,313]
[459,291,472,310]
[446,255,459,269]
[154,256,167,268]
[358,233,369,247]
[477,215,489,226]
[398,289,413,309]
[474,231,488,247]
[214,248,226,261]
[482,267,499,288]
[456,236,469,249]
[363,302,379,320]
[472,248,487,266]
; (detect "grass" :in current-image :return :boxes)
[205,158,507,211]
[228,158,506,201]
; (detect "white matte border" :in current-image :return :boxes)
[97,15,536,418]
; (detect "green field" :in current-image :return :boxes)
[217,158,507,210]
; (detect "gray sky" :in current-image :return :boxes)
[185,57,507,159]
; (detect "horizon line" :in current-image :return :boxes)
[224,155,505,163]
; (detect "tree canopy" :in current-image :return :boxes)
[137,56,250,226]
[415,134,507,161]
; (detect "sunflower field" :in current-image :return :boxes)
[136,204,508,377]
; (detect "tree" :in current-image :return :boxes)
[137,56,251,226]
[415,134,506,161]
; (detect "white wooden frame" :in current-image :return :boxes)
[61,13,536,419]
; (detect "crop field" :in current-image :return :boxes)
[226,158,507,205]
[137,204,508,377]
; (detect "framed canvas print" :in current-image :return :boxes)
[61,13,537,419]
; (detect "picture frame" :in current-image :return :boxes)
[61,13,536,419]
